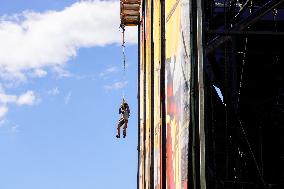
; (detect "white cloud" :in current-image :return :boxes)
[0,90,39,121]
[0,1,137,121]
[64,91,72,104]
[0,93,17,104]
[105,66,120,74]
[17,90,37,105]
[0,0,137,81]
[48,87,60,96]
[104,81,128,90]
[53,66,73,78]
[100,65,120,77]
[10,125,20,133]
[0,119,20,133]
[33,69,47,78]
[0,92,15,120]
[0,118,7,127]
[0,106,8,120]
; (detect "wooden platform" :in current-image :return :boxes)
[120,0,141,26]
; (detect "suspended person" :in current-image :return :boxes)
[116,98,130,138]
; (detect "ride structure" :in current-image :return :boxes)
[120,0,284,188]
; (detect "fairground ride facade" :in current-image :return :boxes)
[121,0,284,188]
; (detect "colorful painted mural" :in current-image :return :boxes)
[138,0,191,188]
[165,0,190,188]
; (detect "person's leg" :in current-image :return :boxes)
[116,119,124,138]
[123,120,128,138]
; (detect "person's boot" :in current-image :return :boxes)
[116,127,120,138]
[123,130,126,138]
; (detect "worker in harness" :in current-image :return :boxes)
[116,98,130,138]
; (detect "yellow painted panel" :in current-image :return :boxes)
[145,0,152,188]
[139,16,145,189]
[165,0,181,58]
[153,0,161,188]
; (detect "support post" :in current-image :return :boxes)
[160,0,166,188]
[137,21,141,189]
[150,0,155,187]
[196,0,206,188]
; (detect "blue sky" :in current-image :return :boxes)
[0,1,138,189]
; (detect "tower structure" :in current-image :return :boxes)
[133,0,284,188]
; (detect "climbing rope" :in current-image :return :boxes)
[120,23,127,98]
[120,23,126,99]
[115,23,130,139]
[121,24,126,75]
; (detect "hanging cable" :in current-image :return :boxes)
[234,29,268,188]
[273,8,279,66]
[120,23,127,98]
[121,24,126,74]
[236,116,266,186]
[273,8,278,32]
[249,0,254,14]
[235,37,267,186]
[237,37,248,111]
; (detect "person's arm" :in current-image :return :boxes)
[127,106,130,116]
[127,104,130,114]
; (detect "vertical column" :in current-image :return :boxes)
[138,21,141,189]
[160,0,166,188]
[153,0,162,188]
[150,0,155,186]
[196,0,206,188]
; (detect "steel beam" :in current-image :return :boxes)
[206,0,284,54]
[207,30,284,36]
[233,0,250,21]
